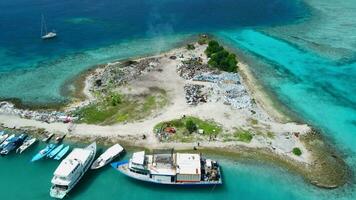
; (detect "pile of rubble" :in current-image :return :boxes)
[0,101,75,123]
[91,58,160,93]
[184,84,207,105]
[193,72,254,109]
[176,57,214,80]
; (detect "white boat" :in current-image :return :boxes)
[112,149,222,186]
[41,14,57,40]
[0,134,9,145]
[50,142,96,199]
[16,137,37,154]
[91,144,124,169]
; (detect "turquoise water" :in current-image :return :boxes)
[0,0,306,105]
[0,143,345,200]
[1,0,356,200]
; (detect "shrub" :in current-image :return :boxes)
[186,43,195,50]
[205,40,237,72]
[292,147,302,156]
[185,119,197,134]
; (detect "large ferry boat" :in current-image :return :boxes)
[50,142,96,199]
[111,149,222,185]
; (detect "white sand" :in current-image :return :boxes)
[0,43,312,164]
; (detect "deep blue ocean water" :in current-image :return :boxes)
[0,0,356,200]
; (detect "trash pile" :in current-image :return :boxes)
[193,72,253,109]
[0,101,75,123]
[176,58,214,80]
[91,58,160,93]
[184,84,207,105]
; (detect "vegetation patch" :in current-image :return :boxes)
[205,40,238,72]
[73,87,168,125]
[233,129,253,143]
[186,43,195,50]
[154,116,223,142]
[292,147,302,156]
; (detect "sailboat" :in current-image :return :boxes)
[41,15,57,40]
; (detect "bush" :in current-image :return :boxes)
[292,147,302,156]
[185,119,197,134]
[107,93,122,106]
[186,43,195,50]
[205,40,237,72]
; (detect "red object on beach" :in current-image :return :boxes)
[164,127,176,134]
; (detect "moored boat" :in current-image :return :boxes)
[0,133,9,145]
[91,144,124,169]
[50,142,96,199]
[47,144,64,158]
[0,134,27,155]
[55,135,66,144]
[111,149,222,185]
[0,134,15,151]
[54,146,70,160]
[42,133,54,143]
[31,144,56,162]
[41,14,57,40]
[16,137,37,154]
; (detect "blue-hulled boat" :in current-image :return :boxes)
[0,134,27,155]
[0,134,16,151]
[54,145,70,160]
[47,144,64,158]
[31,144,56,162]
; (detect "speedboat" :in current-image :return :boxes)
[31,144,56,162]
[42,133,54,143]
[91,144,124,169]
[17,137,37,154]
[54,146,70,160]
[0,134,27,155]
[111,149,222,186]
[0,134,15,151]
[0,133,9,145]
[47,144,64,158]
[50,142,96,199]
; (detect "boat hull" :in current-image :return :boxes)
[50,143,96,199]
[111,161,222,186]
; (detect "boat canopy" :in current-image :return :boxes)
[176,153,201,175]
[132,151,145,165]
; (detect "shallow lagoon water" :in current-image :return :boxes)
[0,143,347,200]
[0,0,356,199]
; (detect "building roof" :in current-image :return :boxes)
[132,151,145,165]
[176,153,201,175]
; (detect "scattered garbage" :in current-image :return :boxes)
[0,101,77,123]
[184,84,207,105]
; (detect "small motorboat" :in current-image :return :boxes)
[0,134,15,150]
[42,133,54,143]
[17,137,37,154]
[0,134,27,155]
[31,144,56,162]
[91,144,124,169]
[47,144,64,158]
[55,134,66,144]
[0,133,9,145]
[54,145,70,160]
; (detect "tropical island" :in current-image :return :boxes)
[0,35,348,189]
